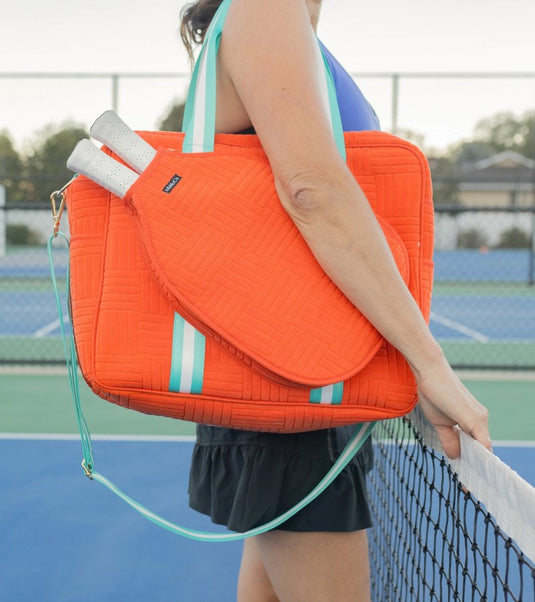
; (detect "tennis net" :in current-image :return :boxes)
[367,407,535,601]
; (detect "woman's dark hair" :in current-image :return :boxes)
[180,0,224,65]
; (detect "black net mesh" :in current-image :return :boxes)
[368,417,535,601]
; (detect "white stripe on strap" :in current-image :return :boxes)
[169,314,206,394]
[309,381,344,404]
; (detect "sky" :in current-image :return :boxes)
[1,0,534,151]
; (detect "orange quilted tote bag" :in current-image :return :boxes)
[65,5,434,434]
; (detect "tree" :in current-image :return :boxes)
[0,130,25,202]
[446,139,497,164]
[158,101,186,132]
[427,155,459,206]
[6,223,42,245]
[431,110,535,208]
[457,227,488,249]
[447,110,535,163]
[495,227,530,249]
[23,122,88,202]
[473,110,535,158]
[395,128,427,151]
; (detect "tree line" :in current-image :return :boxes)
[0,104,533,205]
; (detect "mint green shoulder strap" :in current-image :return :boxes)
[181,0,346,159]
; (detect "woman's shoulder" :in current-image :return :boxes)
[318,40,381,132]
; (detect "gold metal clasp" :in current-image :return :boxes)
[50,175,77,237]
[81,459,94,480]
[50,190,65,238]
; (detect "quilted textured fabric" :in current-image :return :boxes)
[67,129,434,433]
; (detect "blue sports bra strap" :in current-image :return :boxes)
[181,0,346,159]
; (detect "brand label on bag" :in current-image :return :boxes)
[163,175,182,193]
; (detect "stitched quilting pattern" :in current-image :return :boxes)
[67,130,433,432]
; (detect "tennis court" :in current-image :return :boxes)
[1,0,534,596]
[1,246,535,368]
[1,369,534,601]
[1,236,534,600]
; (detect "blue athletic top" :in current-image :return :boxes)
[239,42,380,136]
[319,40,380,132]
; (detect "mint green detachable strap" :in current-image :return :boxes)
[48,235,374,541]
[47,233,94,476]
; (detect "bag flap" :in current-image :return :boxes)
[115,130,422,387]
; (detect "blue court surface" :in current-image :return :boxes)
[1,436,534,602]
[1,247,534,600]
[1,439,242,602]
[1,248,534,344]
[1,289,533,343]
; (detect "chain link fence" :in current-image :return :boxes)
[433,206,534,369]
[1,71,534,369]
[1,198,534,369]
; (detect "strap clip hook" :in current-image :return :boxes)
[50,176,77,237]
[81,459,94,480]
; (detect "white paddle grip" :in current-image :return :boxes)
[67,139,138,198]
[90,110,156,173]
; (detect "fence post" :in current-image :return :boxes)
[112,74,119,113]
[391,74,399,135]
[0,185,5,258]
[529,210,534,286]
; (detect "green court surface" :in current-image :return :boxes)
[1,370,533,441]
[0,371,194,436]
[440,342,535,370]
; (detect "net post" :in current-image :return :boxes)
[529,210,534,286]
[530,105,535,286]
[111,74,119,113]
[391,73,400,135]
[0,184,5,258]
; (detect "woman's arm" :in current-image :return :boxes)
[218,0,490,458]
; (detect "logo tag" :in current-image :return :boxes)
[163,175,182,193]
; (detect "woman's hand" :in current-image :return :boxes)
[413,354,492,459]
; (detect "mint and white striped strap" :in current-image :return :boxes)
[310,382,344,404]
[179,0,348,398]
[170,0,235,385]
[181,0,346,157]
[88,421,375,542]
[181,0,233,153]
[169,314,206,394]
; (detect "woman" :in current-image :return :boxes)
[181,1,492,600]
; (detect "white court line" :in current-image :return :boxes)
[0,433,196,442]
[2,366,534,380]
[1,433,533,446]
[492,441,535,448]
[430,311,490,343]
[33,315,70,338]
[455,370,535,381]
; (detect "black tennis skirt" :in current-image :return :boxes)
[188,424,374,533]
